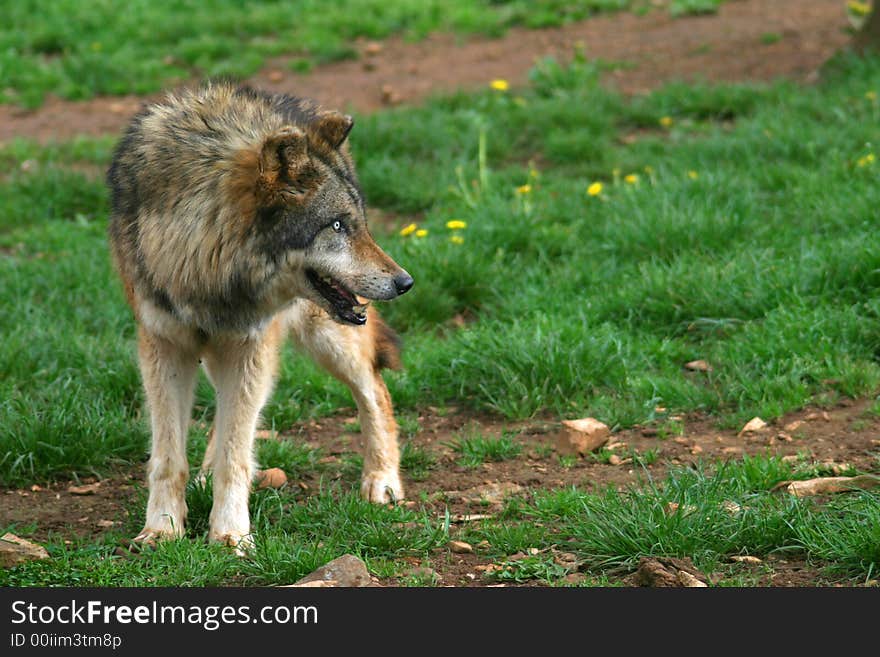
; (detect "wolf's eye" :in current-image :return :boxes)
[332,220,343,233]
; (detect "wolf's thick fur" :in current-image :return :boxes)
[107,81,413,551]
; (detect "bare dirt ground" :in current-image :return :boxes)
[3,0,877,586]
[0,0,852,143]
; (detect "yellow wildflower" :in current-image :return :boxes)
[849,1,871,16]
[587,182,603,197]
[687,170,699,180]
[857,153,876,167]
[450,235,465,245]
[644,165,654,175]
[415,229,428,238]
[659,116,673,128]
[399,223,417,237]
[490,79,509,92]
[516,184,532,195]
[624,174,639,184]
[866,91,878,101]
[446,219,467,230]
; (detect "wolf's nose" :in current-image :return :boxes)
[394,272,414,295]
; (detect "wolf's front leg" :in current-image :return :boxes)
[203,321,282,554]
[135,327,199,544]
[287,303,404,504]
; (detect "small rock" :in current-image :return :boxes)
[784,420,805,432]
[738,417,767,436]
[267,70,284,83]
[781,455,799,463]
[255,468,287,489]
[721,447,741,455]
[96,519,116,528]
[776,431,793,442]
[1,533,49,568]
[364,41,383,56]
[380,84,402,106]
[608,454,623,466]
[556,417,610,456]
[255,429,277,440]
[448,540,473,554]
[641,427,658,437]
[690,445,703,455]
[805,411,831,422]
[635,557,708,588]
[68,482,101,495]
[288,554,372,587]
[684,360,713,372]
[730,555,762,564]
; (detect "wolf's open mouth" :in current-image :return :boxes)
[306,269,368,325]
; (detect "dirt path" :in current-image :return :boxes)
[0,0,851,144]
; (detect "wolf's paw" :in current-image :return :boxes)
[360,470,404,504]
[209,531,254,557]
[132,525,182,547]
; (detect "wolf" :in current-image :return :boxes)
[107,81,413,551]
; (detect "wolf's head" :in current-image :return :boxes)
[246,111,413,325]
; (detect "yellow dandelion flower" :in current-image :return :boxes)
[415,229,428,238]
[624,174,639,184]
[866,91,877,101]
[516,184,532,195]
[849,1,871,17]
[446,219,467,230]
[659,116,673,128]
[490,79,509,92]
[687,170,699,180]
[529,167,540,179]
[450,235,465,245]
[587,182,603,197]
[857,153,876,167]
[399,223,417,236]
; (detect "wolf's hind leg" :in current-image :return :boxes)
[135,327,200,544]
[203,319,282,553]
[287,303,404,504]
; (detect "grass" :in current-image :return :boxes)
[457,455,880,584]
[5,453,875,586]
[0,0,727,108]
[2,30,880,586]
[4,52,880,486]
[449,430,523,468]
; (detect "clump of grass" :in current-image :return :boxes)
[449,430,522,468]
[400,442,436,481]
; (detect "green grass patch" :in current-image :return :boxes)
[449,431,523,468]
[4,52,880,484]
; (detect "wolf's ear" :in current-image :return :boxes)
[314,111,354,149]
[259,127,308,177]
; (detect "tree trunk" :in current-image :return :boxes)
[854,5,880,52]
